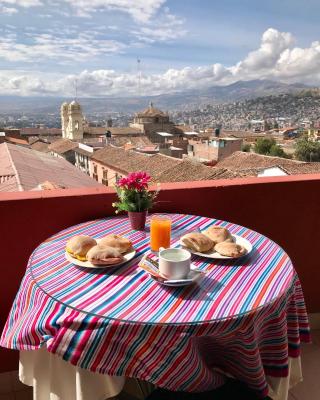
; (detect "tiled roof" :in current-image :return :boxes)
[48,138,78,154]
[91,146,180,179]
[216,151,320,176]
[91,145,239,183]
[0,143,102,192]
[30,141,50,153]
[155,159,236,183]
[109,135,153,147]
[107,127,143,136]
[220,130,266,138]
[5,137,29,145]
[20,128,62,136]
[136,103,166,117]
[216,151,303,170]
[84,126,107,135]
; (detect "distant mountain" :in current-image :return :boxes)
[0,80,312,115]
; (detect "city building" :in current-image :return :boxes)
[0,142,102,192]
[129,102,178,142]
[48,138,78,164]
[187,137,242,162]
[308,128,320,142]
[74,143,95,176]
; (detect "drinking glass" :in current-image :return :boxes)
[150,215,171,251]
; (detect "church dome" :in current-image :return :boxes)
[136,102,166,117]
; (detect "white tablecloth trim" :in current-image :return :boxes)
[19,348,303,400]
[267,357,302,400]
[19,348,125,400]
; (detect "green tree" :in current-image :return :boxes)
[254,138,276,155]
[241,143,251,152]
[269,144,286,158]
[295,137,320,162]
[254,137,288,158]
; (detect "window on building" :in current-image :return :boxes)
[93,164,98,181]
[102,169,108,186]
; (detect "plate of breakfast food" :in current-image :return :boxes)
[65,234,136,268]
[179,225,252,259]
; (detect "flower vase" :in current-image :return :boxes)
[128,211,147,231]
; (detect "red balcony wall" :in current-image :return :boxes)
[0,174,319,371]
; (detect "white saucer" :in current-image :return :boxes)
[149,265,204,287]
[179,234,252,259]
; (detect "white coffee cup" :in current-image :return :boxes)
[159,248,191,280]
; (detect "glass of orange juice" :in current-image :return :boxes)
[150,215,171,251]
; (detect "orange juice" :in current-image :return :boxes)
[150,215,171,251]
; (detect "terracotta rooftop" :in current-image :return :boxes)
[48,138,78,154]
[220,130,266,138]
[5,137,29,146]
[216,151,320,176]
[217,151,303,170]
[30,141,50,153]
[109,135,153,148]
[107,127,143,136]
[20,128,62,136]
[155,159,237,183]
[0,142,102,192]
[91,145,241,183]
[91,145,180,179]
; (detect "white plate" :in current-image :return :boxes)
[179,234,252,260]
[65,248,136,269]
[149,265,204,287]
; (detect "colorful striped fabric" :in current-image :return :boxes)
[0,214,310,397]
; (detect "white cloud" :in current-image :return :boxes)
[0,31,126,62]
[0,0,42,7]
[132,8,186,42]
[62,0,166,22]
[0,6,18,14]
[2,28,320,97]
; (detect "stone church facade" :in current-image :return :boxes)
[61,101,84,140]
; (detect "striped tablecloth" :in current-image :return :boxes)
[0,214,310,397]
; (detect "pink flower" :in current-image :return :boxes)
[118,171,150,191]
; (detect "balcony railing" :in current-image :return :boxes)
[1,174,319,372]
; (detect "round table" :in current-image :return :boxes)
[0,214,310,399]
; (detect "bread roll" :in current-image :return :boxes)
[204,226,233,243]
[99,234,133,253]
[66,235,97,261]
[181,232,214,252]
[214,242,247,257]
[87,245,124,265]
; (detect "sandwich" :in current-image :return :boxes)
[86,245,124,266]
[99,234,133,254]
[204,226,233,243]
[66,235,97,261]
[180,232,214,252]
[214,242,247,257]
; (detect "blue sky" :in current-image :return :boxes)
[0,0,320,96]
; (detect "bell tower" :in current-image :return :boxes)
[65,101,84,140]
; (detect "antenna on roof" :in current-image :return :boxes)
[137,58,141,97]
[74,79,78,101]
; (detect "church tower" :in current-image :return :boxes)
[61,101,84,140]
